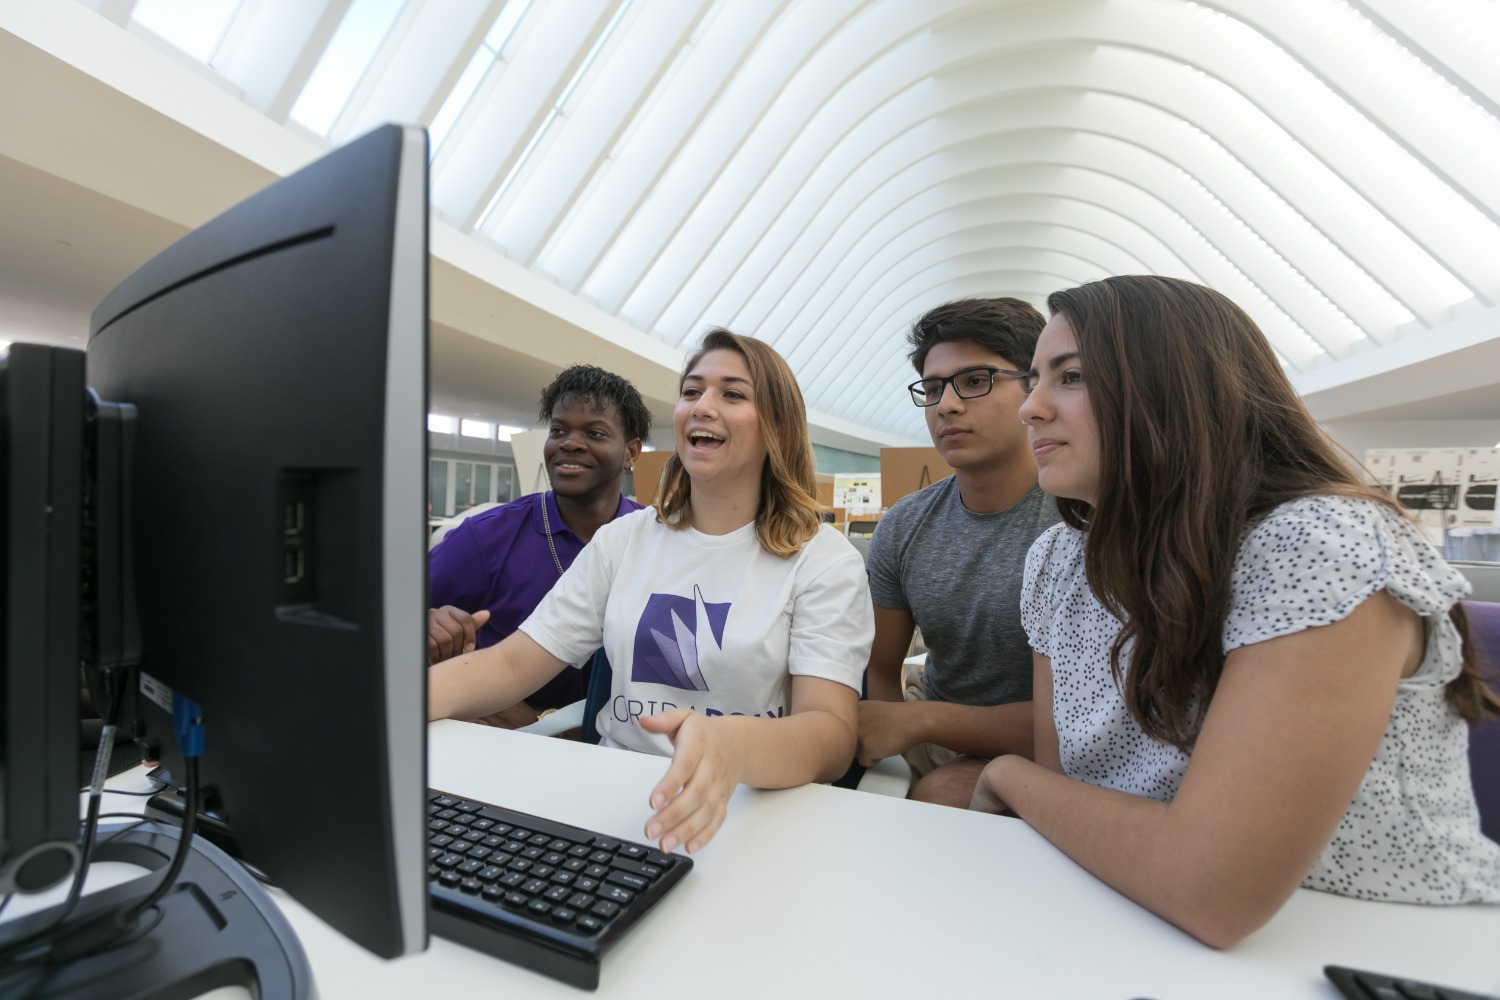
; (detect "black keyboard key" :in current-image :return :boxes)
[592,837,620,852]
[588,851,613,865]
[611,856,659,879]
[456,800,483,813]
[567,892,594,910]
[438,870,461,887]
[590,900,620,919]
[551,907,577,924]
[527,899,552,917]
[645,851,674,869]
[502,891,527,908]
[499,871,527,888]
[617,844,647,860]
[432,796,458,808]
[599,885,634,905]
[548,839,572,852]
[568,845,591,858]
[458,859,484,875]
[430,834,453,849]
[575,877,600,893]
[607,869,649,892]
[575,915,603,935]
[471,818,494,831]
[544,885,572,903]
[585,864,608,878]
[460,877,483,894]
[436,853,463,869]
[428,818,450,832]
[563,858,587,872]
[479,865,505,881]
[521,878,548,895]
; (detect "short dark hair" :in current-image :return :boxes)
[906,297,1046,374]
[536,364,652,443]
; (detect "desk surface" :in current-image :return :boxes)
[75,722,1500,998]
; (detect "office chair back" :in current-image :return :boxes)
[580,648,613,746]
[1463,600,1500,844]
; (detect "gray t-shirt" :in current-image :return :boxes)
[866,477,1059,706]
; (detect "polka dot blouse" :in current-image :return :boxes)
[1021,494,1500,904]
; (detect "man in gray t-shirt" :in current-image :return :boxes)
[857,297,1060,808]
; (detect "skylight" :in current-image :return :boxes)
[289,0,405,137]
[131,0,240,63]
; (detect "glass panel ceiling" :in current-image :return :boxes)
[106,0,1500,442]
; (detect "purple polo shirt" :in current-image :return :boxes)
[428,491,642,710]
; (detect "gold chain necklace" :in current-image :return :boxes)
[539,493,565,577]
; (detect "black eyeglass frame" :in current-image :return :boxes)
[907,366,1030,407]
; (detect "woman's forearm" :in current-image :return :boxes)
[427,632,567,722]
[985,756,1297,948]
[716,709,857,788]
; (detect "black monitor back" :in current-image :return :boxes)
[86,124,429,958]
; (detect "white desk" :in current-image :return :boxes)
[35,721,1500,999]
[269,721,1499,999]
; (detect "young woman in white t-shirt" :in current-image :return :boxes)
[969,275,1500,947]
[430,329,872,855]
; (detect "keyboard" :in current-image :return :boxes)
[1326,965,1500,1000]
[425,788,692,990]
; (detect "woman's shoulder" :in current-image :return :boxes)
[1026,520,1084,569]
[1232,493,1468,621]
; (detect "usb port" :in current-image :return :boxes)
[283,500,304,534]
[283,544,305,583]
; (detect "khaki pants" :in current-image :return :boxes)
[900,658,959,780]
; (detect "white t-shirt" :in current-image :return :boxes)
[520,508,873,756]
[1021,494,1500,904]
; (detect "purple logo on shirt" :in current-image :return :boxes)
[630,586,729,691]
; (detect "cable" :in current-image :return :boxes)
[0,690,207,968]
[0,670,126,965]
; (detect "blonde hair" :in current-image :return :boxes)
[653,329,823,557]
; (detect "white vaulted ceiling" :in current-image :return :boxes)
[4,0,1499,447]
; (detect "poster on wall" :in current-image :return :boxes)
[1367,446,1500,541]
[833,474,881,518]
[1455,447,1500,530]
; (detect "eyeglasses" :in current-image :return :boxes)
[907,366,1029,407]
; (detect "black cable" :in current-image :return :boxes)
[116,756,199,928]
[0,670,126,965]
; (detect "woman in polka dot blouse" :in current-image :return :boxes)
[969,275,1500,948]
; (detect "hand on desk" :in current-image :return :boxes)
[639,710,744,855]
[428,606,491,664]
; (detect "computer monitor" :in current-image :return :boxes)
[84,124,430,960]
[0,344,85,899]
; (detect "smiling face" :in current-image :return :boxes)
[920,340,1031,473]
[1018,314,1101,505]
[543,394,641,504]
[673,348,768,491]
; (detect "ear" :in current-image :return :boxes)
[624,438,643,469]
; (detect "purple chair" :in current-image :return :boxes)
[1463,600,1500,844]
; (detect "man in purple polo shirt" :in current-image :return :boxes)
[427,365,653,729]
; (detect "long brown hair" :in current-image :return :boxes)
[653,329,823,557]
[1047,275,1499,748]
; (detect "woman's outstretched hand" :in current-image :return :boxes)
[639,709,746,854]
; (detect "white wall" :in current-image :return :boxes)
[1320,420,1500,461]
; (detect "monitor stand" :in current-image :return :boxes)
[0,821,311,999]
